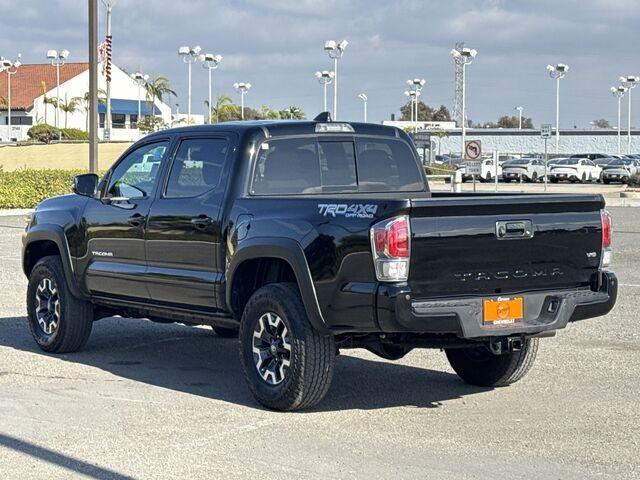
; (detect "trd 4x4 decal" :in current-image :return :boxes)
[318,204,378,219]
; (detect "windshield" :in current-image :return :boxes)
[608,159,633,166]
[505,159,529,165]
[554,158,579,165]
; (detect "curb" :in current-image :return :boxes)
[0,209,33,217]
[604,198,640,207]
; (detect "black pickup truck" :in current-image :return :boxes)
[22,115,617,410]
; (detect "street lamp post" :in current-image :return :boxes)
[46,49,70,141]
[358,93,367,122]
[451,47,477,159]
[404,90,417,125]
[619,75,639,154]
[407,78,426,132]
[611,86,627,155]
[101,0,118,138]
[315,71,334,113]
[178,45,201,123]
[514,106,524,129]
[199,53,223,124]
[546,63,569,154]
[324,40,348,120]
[131,71,149,128]
[233,82,251,120]
[1,54,22,142]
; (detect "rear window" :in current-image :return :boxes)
[251,136,424,195]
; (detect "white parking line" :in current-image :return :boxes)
[620,284,640,288]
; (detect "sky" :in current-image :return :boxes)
[1,0,640,126]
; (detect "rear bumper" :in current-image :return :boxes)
[376,271,617,338]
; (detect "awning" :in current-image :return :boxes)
[98,99,161,116]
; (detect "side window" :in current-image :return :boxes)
[356,138,423,192]
[165,138,228,198]
[107,141,168,199]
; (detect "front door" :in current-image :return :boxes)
[79,139,171,300]
[145,135,231,309]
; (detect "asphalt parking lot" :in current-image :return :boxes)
[0,208,638,480]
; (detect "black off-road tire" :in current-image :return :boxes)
[26,256,94,353]
[211,325,239,338]
[445,338,538,387]
[239,283,335,411]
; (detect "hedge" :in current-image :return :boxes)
[27,124,89,143]
[0,169,83,208]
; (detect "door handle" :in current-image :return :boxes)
[190,215,213,229]
[127,213,146,227]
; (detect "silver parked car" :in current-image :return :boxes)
[502,158,547,182]
[601,158,640,184]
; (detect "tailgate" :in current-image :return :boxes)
[408,194,605,299]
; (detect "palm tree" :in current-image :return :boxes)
[41,81,58,126]
[279,105,306,120]
[210,94,238,123]
[75,89,106,132]
[0,96,6,108]
[144,75,176,118]
[57,95,81,129]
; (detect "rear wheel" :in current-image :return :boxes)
[445,338,538,387]
[531,172,538,182]
[26,256,93,353]
[581,172,587,183]
[239,283,335,411]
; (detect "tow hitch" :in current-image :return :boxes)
[488,336,525,355]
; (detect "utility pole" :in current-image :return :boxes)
[89,0,99,173]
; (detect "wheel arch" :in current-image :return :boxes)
[226,237,329,334]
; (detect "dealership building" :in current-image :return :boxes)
[0,62,173,142]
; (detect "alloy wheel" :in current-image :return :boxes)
[35,277,61,335]
[252,312,292,385]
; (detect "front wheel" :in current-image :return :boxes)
[445,338,538,387]
[26,256,94,353]
[239,283,335,411]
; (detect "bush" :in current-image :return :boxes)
[629,173,640,188]
[61,128,89,140]
[0,169,83,208]
[27,124,60,144]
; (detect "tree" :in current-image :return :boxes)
[432,105,452,122]
[210,94,237,122]
[259,105,281,119]
[57,96,81,128]
[592,118,611,129]
[144,75,177,118]
[279,106,306,120]
[399,102,451,122]
[0,96,6,108]
[75,89,106,132]
[40,81,58,126]
[482,115,534,129]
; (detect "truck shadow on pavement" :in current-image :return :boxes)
[0,315,489,412]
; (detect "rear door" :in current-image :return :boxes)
[144,135,232,309]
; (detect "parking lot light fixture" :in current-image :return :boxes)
[546,63,569,154]
[131,71,149,127]
[324,39,348,120]
[315,70,334,113]
[358,93,367,122]
[178,45,202,123]
[46,49,70,141]
[233,82,251,120]
[199,53,223,124]
[451,47,477,160]
[407,78,426,132]
[1,54,21,142]
[611,86,628,155]
[619,75,639,154]
[514,106,524,129]
[404,90,417,125]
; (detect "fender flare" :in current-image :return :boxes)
[226,237,329,334]
[23,225,84,299]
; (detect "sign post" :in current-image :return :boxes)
[465,140,482,192]
[541,124,552,192]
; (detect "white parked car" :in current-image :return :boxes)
[502,158,547,182]
[461,158,502,182]
[549,158,601,183]
[601,158,640,184]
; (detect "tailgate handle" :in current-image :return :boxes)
[496,220,533,240]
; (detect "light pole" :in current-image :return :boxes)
[451,47,477,159]
[324,39,348,120]
[358,93,368,122]
[199,53,222,124]
[546,63,569,154]
[178,45,201,123]
[233,82,251,120]
[315,70,334,113]
[101,0,117,137]
[131,71,149,128]
[404,90,417,125]
[46,48,70,141]
[514,106,524,129]
[407,78,426,132]
[611,86,627,155]
[1,54,21,142]
[619,75,639,154]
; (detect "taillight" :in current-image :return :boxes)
[601,209,612,268]
[370,215,410,282]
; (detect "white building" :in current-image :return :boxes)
[0,62,173,142]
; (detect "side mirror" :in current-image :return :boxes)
[72,173,99,197]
